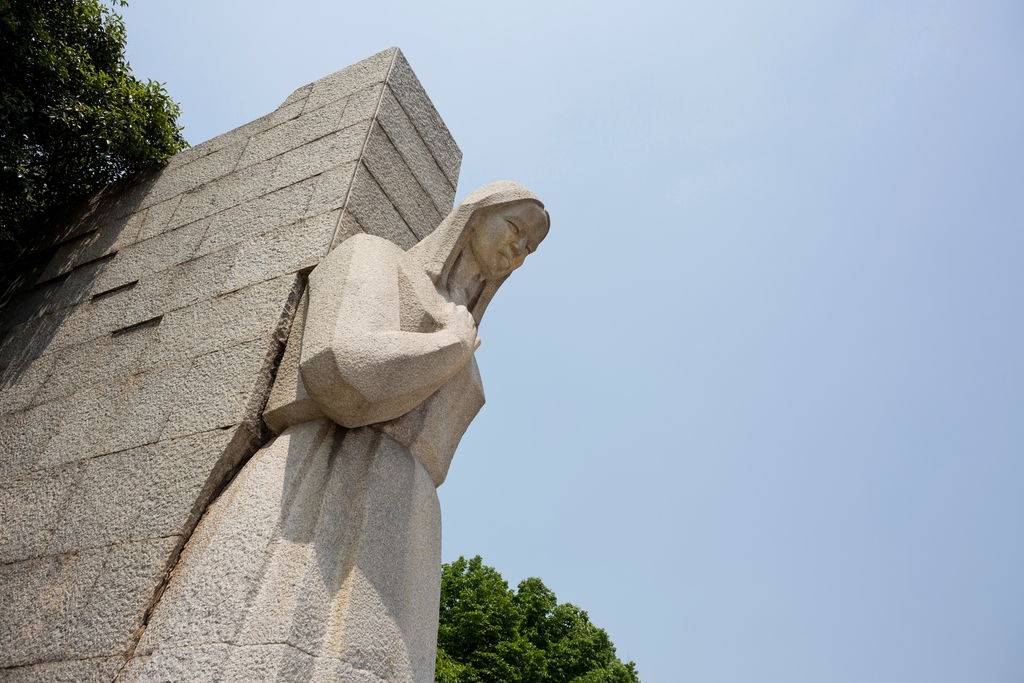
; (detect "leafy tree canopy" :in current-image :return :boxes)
[0,0,186,258]
[437,556,642,683]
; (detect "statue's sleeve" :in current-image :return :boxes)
[299,234,475,428]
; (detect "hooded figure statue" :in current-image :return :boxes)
[124,183,550,683]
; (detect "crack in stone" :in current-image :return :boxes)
[110,275,306,682]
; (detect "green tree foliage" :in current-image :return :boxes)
[437,556,642,683]
[0,0,186,257]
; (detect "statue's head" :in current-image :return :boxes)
[466,199,549,279]
[408,181,550,322]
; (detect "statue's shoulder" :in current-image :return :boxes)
[314,233,404,281]
[335,233,405,258]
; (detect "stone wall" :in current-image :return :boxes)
[0,48,460,682]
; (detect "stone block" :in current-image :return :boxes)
[141,138,247,209]
[0,248,55,312]
[362,122,442,240]
[103,359,193,455]
[0,402,64,481]
[161,339,276,440]
[39,255,114,318]
[52,208,148,276]
[269,123,368,192]
[377,86,456,215]
[165,100,306,174]
[0,278,66,336]
[304,161,358,218]
[118,248,238,331]
[221,211,337,292]
[0,255,106,335]
[65,538,179,660]
[0,538,178,666]
[127,645,232,683]
[167,158,282,232]
[46,284,136,356]
[264,291,325,434]
[194,177,319,258]
[24,172,153,257]
[33,229,100,285]
[0,656,123,683]
[0,463,83,563]
[344,164,417,250]
[31,322,158,406]
[330,210,364,251]
[47,431,235,554]
[0,312,65,369]
[136,194,184,242]
[33,381,124,468]
[280,83,312,109]
[77,167,161,229]
[143,274,302,371]
[36,361,190,469]
[0,354,56,414]
[134,645,318,683]
[235,84,380,171]
[388,51,462,188]
[91,220,208,293]
[0,548,109,667]
[304,47,395,114]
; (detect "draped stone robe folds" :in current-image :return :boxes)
[123,234,486,683]
[121,180,547,683]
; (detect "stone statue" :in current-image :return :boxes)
[122,182,549,682]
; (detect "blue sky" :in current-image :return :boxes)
[119,2,1023,680]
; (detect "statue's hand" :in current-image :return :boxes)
[438,302,480,353]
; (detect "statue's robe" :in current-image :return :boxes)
[123,235,485,683]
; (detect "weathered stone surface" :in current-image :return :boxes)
[36,360,191,469]
[143,274,302,370]
[0,656,123,683]
[0,538,182,669]
[0,255,109,335]
[345,164,417,249]
[235,84,381,171]
[0,308,68,369]
[91,220,208,293]
[376,87,456,215]
[135,194,185,242]
[193,178,319,257]
[363,122,443,240]
[0,48,466,679]
[61,537,180,658]
[141,138,248,209]
[305,47,394,113]
[0,462,83,563]
[221,211,338,292]
[31,321,158,406]
[0,547,110,667]
[388,51,462,188]
[47,430,236,554]
[0,402,64,481]
[161,340,275,440]
[164,99,306,175]
[304,161,358,218]
[264,291,325,434]
[0,354,57,413]
[268,122,368,191]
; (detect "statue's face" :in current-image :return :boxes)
[469,201,549,279]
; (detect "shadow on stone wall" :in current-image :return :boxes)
[0,167,162,380]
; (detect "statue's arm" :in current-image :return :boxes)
[299,235,477,428]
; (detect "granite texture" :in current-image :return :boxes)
[0,47,462,681]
